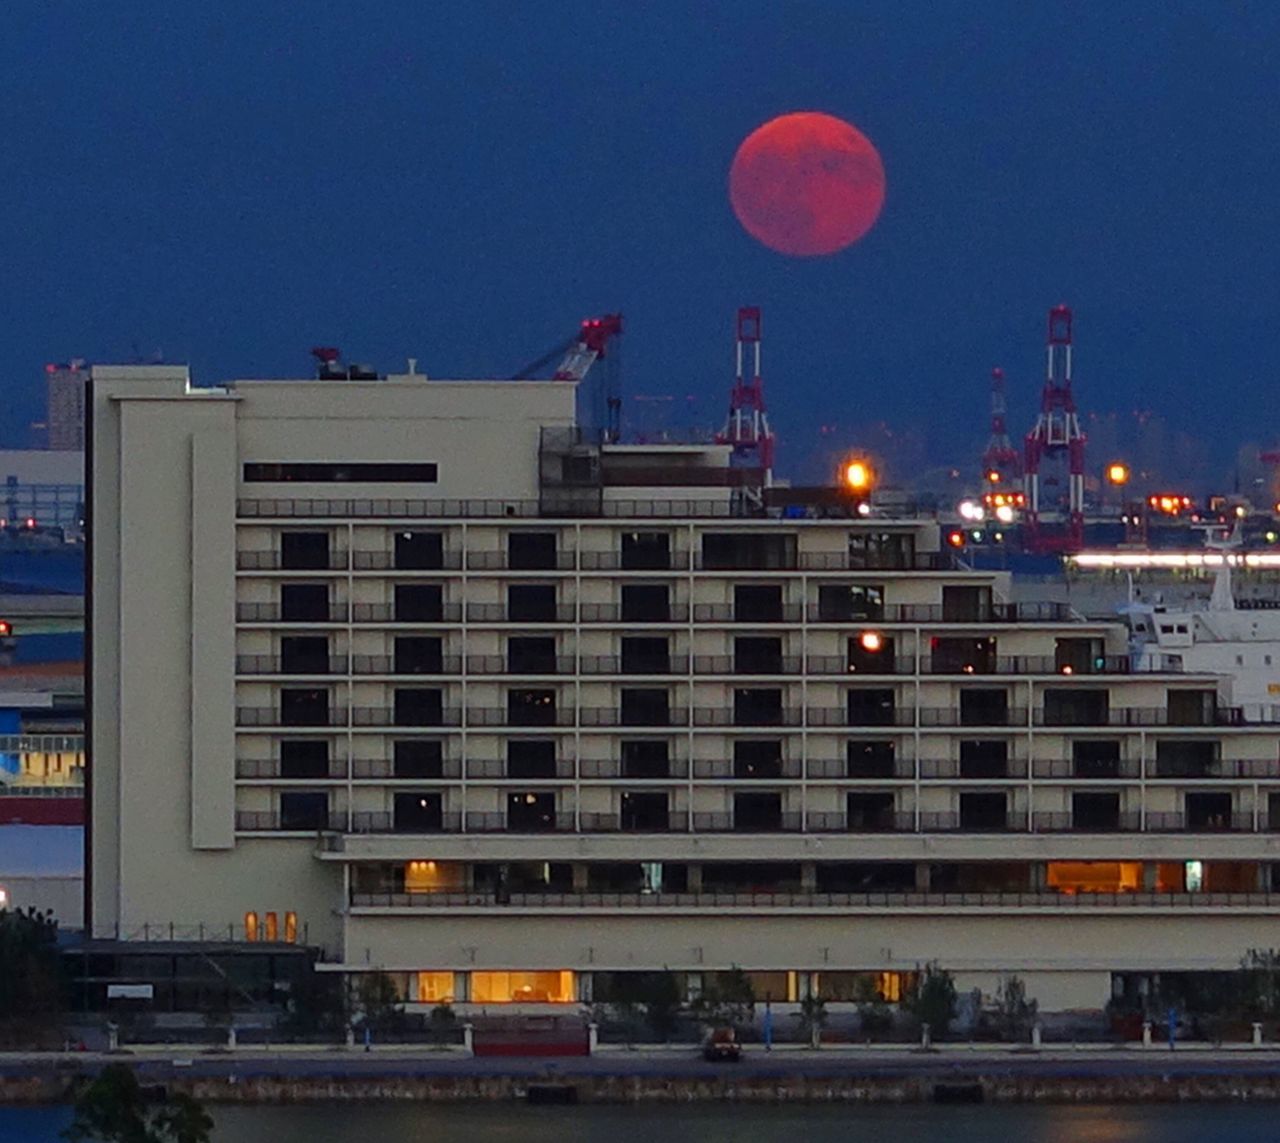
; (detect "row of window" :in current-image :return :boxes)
[249,788,1280,834]
[245,529,923,574]
[246,737,1253,781]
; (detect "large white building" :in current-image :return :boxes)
[90,364,1280,1013]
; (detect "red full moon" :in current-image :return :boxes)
[729,111,886,257]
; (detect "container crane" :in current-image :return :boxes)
[513,314,623,441]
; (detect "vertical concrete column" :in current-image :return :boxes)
[1142,863,1158,892]
[686,864,703,893]
[571,863,589,893]
[463,1023,474,1055]
[914,862,931,892]
[800,862,817,893]
[1030,863,1047,892]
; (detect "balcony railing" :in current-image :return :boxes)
[236,655,350,675]
[351,655,463,675]
[348,812,465,834]
[578,603,691,623]
[464,759,576,779]
[691,812,806,832]
[578,655,691,675]
[347,889,1280,910]
[466,655,577,675]
[580,707,691,728]
[350,758,463,779]
[918,758,1030,779]
[692,655,805,675]
[236,551,349,571]
[579,551,692,571]
[1032,759,1143,779]
[0,734,84,753]
[239,497,739,520]
[235,707,348,727]
[236,810,347,832]
[467,707,577,728]
[351,551,464,571]
[578,759,691,779]
[349,707,463,727]
[692,759,803,779]
[352,603,464,623]
[465,551,579,571]
[465,603,578,624]
[692,604,805,624]
[235,758,348,779]
[236,603,349,623]
[1033,707,1271,728]
[805,602,1074,624]
[692,708,805,727]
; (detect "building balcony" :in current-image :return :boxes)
[690,812,805,832]
[578,603,691,624]
[922,655,1134,676]
[346,888,1280,911]
[467,707,577,728]
[464,551,579,571]
[465,655,577,675]
[917,758,1030,779]
[692,655,805,675]
[804,602,1073,624]
[350,550,464,571]
[809,707,916,728]
[692,708,804,727]
[578,551,692,571]
[235,758,348,779]
[580,707,691,728]
[350,707,464,727]
[1031,759,1143,779]
[464,759,577,780]
[350,759,464,779]
[796,552,954,572]
[692,604,804,624]
[465,603,578,624]
[692,759,803,779]
[578,759,691,779]
[807,757,914,780]
[350,655,463,675]
[236,551,350,571]
[917,811,1030,832]
[236,603,349,623]
[1033,707,1261,728]
[1030,811,1149,833]
[236,655,351,675]
[352,604,464,623]
[578,655,691,675]
[235,707,349,728]
[806,655,915,676]
[235,810,348,832]
[349,812,465,834]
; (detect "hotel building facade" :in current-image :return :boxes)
[90,365,1280,1013]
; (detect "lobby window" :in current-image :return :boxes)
[1046,861,1141,895]
[412,971,457,1003]
[244,912,259,942]
[395,531,444,570]
[280,531,330,570]
[404,860,464,893]
[470,971,574,1004]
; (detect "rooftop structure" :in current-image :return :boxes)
[88,361,1280,1014]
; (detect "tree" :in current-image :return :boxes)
[796,994,828,1048]
[693,967,755,1031]
[598,972,684,1043]
[1237,949,1280,1021]
[903,963,957,1039]
[850,975,893,1040]
[63,1063,213,1143]
[992,975,1039,1041]
[0,907,63,1045]
[428,1002,458,1047]
[354,972,402,1033]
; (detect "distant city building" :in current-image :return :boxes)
[0,449,84,534]
[46,361,88,451]
[88,361,1280,1015]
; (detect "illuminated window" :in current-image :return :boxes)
[405,860,463,894]
[264,912,278,942]
[284,912,298,943]
[1046,861,1142,895]
[471,970,574,1004]
[244,912,259,942]
[876,971,908,1002]
[413,971,456,1003]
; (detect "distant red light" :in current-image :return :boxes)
[24,518,35,529]
[44,364,57,374]
[0,622,10,636]
[947,530,966,548]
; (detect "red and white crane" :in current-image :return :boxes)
[1024,305,1086,552]
[717,306,775,477]
[513,313,624,440]
[981,367,1020,485]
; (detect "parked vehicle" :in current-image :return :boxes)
[702,1027,741,1062]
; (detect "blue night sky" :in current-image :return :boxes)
[1,2,1278,486]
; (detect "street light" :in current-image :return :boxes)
[1106,462,1130,486]
[842,458,874,493]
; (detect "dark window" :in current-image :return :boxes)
[281,688,329,726]
[508,636,557,674]
[507,739,557,779]
[816,862,914,892]
[1073,792,1120,831]
[621,584,669,622]
[1168,689,1216,727]
[734,584,783,622]
[508,689,556,726]
[1155,740,1218,778]
[621,688,669,726]
[960,688,1009,726]
[508,532,557,570]
[394,636,443,674]
[1072,740,1121,778]
[394,740,442,779]
[279,791,329,831]
[1056,637,1105,674]
[621,636,669,673]
[394,584,443,622]
[245,462,438,482]
[393,792,443,832]
[959,740,1008,778]
[942,585,992,621]
[394,531,444,570]
[848,532,915,570]
[621,792,669,831]
[281,636,330,674]
[733,791,783,830]
[703,533,796,570]
[847,632,896,673]
[847,740,895,778]
[281,584,329,622]
[735,636,782,674]
[848,688,895,726]
[930,863,1030,893]
[280,740,329,779]
[959,792,1008,830]
[735,740,782,779]
[702,862,801,892]
[931,637,995,674]
[1043,689,1108,726]
[734,688,783,726]
[621,739,669,778]
[817,583,884,622]
[280,532,329,570]
[508,584,557,622]
[621,532,671,570]
[847,792,896,829]
[508,792,557,831]
[1186,791,1233,829]
[393,687,443,727]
